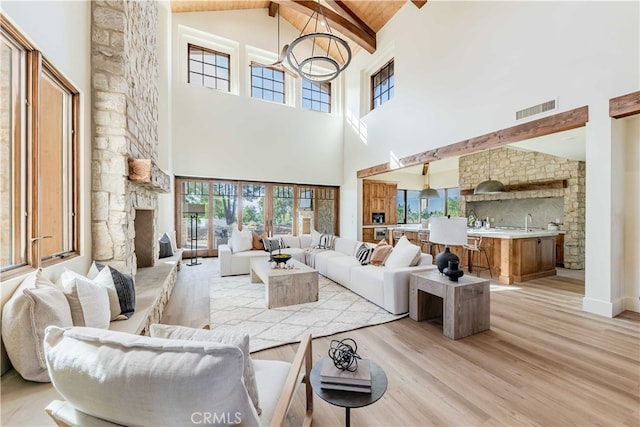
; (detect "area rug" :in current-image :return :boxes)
[209,274,406,352]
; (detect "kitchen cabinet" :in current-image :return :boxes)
[362,180,397,225]
[512,236,556,282]
[362,228,375,243]
[555,233,565,267]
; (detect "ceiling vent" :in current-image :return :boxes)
[516,99,557,121]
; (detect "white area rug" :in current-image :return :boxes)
[210,275,406,352]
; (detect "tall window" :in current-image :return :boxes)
[250,64,284,104]
[419,187,460,223]
[188,44,230,92]
[371,59,394,110]
[1,21,79,274]
[396,190,420,224]
[302,79,331,113]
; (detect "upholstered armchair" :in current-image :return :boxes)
[43,325,313,427]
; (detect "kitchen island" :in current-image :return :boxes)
[388,225,560,285]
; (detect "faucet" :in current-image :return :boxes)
[525,213,533,232]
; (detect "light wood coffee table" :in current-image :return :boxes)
[250,258,319,309]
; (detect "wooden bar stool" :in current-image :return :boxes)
[463,235,492,277]
[418,230,432,255]
[392,229,404,246]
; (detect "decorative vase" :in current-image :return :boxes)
[435,247,459,273]
[443,260,464,282]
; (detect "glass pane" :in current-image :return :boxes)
[188,72,201,85]
[203,75,216,88]
[242,184,265,235]
[264,79,273,91]
[321,103,329,113]
[264,90,274,102]
[203,63,216,76]
[182,181,209,252]
[273,92,284,104]
[426,193,445,219]
[251,66,261,77]
[273,70,284,82]
[217,79,229,92]
[406,190,421,224]
[217,67,229,80]
[216,55,229,68]
[202,51,215,66]
[447,188,460,217]
[321,93,329,103]
[188,47,202,60]
[302,98,311,109]
[213,183,237,249]
[396,190,406,224]
[252,87,263,99]
[273,185,294,235]
[274,82,283,93]
[188,59,202,74]
[263,68,273,79]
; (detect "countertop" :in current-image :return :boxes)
[386,225,563,239]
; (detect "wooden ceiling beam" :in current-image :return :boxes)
[273,0,376,53]
[609,90,640,119]
[268,1,279,17]
[411,1,428,9]
[324,0,375,38]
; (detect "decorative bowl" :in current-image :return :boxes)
[271,253,292,265]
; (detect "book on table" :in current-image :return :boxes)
[320,357,372,393]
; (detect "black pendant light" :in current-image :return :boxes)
[474,149,506,194]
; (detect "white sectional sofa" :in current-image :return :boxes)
[219,235,312,277]
[220,233,436,315]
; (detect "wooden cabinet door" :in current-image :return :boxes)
[518,238,539,276]
[387,183,397,224]
[362,228,374,243]
[363,181,372,225]
[539,237,556,272]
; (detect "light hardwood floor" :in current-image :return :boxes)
[2,259,638,426]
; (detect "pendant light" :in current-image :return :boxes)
[419,163,440,199]
[474,149,506,194]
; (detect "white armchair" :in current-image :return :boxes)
[44,326,313,427]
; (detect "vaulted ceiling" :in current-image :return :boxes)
[169,1,427,55]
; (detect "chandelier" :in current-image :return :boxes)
[286,1,352,82]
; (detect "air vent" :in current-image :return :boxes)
[516,99,557,120]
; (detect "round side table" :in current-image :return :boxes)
[310,359,388,427]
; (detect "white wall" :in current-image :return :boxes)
[0,0,92,371]
[340,1,639,317]
[170,9,343,186]
[623,115,640,312]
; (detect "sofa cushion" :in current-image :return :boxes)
[280,235,301,249]
[334,237,357,256]
[253,359,292,426]
[2,270,73,382]
[149,324,261,415]
[313,250,345,276]
[299,234,312,249]
[59,271,110,329]
[252,231,266,250]
[326,255,361,286]
[349,266,385,308]
[385,237,421,268]
[44,326,259,426]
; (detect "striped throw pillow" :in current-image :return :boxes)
[319,234,335,249]
[356,243,374,265]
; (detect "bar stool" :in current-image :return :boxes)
[392,229,404,246]
[463,235,492,277]
[418,230,432,255]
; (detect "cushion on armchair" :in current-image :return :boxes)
[44,326,260,426]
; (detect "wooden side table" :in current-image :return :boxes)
[409,270,490,339]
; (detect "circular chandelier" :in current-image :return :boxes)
[286,1,352,82]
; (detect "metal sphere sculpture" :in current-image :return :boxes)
[328,338,361,372]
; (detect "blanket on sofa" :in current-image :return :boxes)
[209,274,405,352]
[303,247,328,269]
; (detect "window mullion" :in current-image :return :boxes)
[27,49,41,267]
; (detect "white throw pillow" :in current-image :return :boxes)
[89,267,127,321]
[150,324,261,415]
[1,270,73,382]
[230,227,253,253]
[44,326,259,426]
[311,229,322,247]
[384,240,422,268]
[59,271,110,329]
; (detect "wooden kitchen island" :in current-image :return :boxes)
[388,226,561,285]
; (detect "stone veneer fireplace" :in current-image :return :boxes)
[91,0,170,275]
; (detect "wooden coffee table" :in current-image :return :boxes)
[250,258,319,308]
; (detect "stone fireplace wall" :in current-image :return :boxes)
[459,147,585,269]
[91,0,168,275]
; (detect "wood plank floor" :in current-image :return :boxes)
[2,259,638,426]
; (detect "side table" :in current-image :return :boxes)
[309,359,387,427]
[409,270,490,339]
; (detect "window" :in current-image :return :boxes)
[396,190,421,224]
[302,79,331,112]
[188,44,230,92]
[250,64,284,103]
[419,187,460,223]
[1,21,79,274]
[371,59,394,110]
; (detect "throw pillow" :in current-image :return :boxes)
[59,271,110,329]
[2,270,73,382]
[355,243,374,265]
[44,326,259,426]
[311,229,322,248]
[150,324,261,415]
[91,267,128,322]
[158,233,173,258]
[229,227,253,253]
[370,240,393,266]
[319,234,335,249]
[168,230,178,253]
[252,231,266,250]
[384,241,422,268]
[95,263,136,318]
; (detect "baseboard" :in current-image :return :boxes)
[624,296,640,313]
[582,296,626,318]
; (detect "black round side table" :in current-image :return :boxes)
[310,359,388,427]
